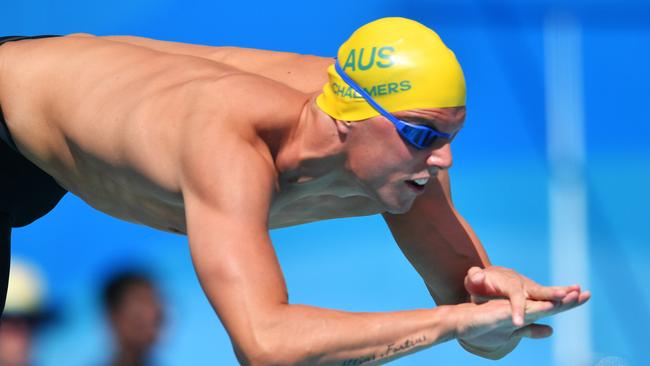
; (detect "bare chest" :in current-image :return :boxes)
[268,193,380,229]
[60,154,188,233]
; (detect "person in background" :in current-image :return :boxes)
[0,259,53,366]
[102,271,165,366]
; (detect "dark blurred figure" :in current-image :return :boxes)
[102,272,164,366]
[0,260,54,366]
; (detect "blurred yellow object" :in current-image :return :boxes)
[316,17,466,121]
[4,260,45,315]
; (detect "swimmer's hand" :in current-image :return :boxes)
[463,266,589,326]
[454,290,590,360]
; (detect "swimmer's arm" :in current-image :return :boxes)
[181,133,460,365]
[382,171,589,360]
[382,171,516,359]
[184,144,580,364]
[383,170,490,306]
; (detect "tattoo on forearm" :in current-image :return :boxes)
[341,334,427,366]
[341,353,376,366]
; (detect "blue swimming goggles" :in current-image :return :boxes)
[334,61,456,150]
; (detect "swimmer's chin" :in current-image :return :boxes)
[382,200,416,215]
[385,207,412,215]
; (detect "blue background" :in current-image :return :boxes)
[2,0,649,365]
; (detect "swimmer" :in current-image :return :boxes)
[0,18,589,364]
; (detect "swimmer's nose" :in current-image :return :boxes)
[426,142,453,169]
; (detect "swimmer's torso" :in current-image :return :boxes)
[0,35,379,232]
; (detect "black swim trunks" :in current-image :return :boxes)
[1,35,65,315]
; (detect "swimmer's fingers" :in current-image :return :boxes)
[523,290,591,325]
[464,266,591,327]
[464,266,528,326]
[507,286,527,327]
[524,281,582,302]
[518,281,592,328]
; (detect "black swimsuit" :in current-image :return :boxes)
[0,35,65,315]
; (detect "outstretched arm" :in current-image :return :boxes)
[180,123,464,365]
[179,113,586,365]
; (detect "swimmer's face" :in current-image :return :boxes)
[109,282,164,350]
[347,107,465,213]
[0,318,33,366]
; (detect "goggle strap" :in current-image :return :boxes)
[334,62,405,127]
[333,60,454,148]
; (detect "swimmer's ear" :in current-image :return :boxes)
[334,119,353,135]
[334,119,352,143]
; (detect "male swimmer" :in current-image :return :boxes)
[0,18,589,364]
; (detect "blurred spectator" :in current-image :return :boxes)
[102,271,164,366]
[0,259,54,366]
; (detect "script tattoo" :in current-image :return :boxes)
[340,334,427,366]
[341,353,376,366]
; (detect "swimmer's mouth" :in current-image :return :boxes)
[405,177,429,193]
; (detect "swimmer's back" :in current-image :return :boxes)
[0,36,306,229]
[75,34,334,94]
[0,35,237,167]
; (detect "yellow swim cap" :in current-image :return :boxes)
[316,17,466,121]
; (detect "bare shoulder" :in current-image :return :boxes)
[179,118,278,234]
[178,69,308,154]
[178,74,305,217]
